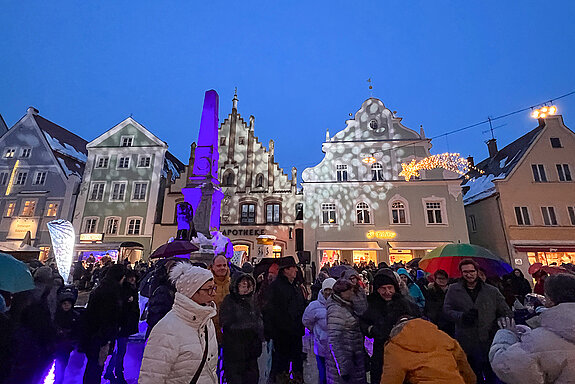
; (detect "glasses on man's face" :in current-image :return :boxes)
[461,269,477,275]
[199,286,217,294]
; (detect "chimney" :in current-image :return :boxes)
[486,138,498,158]
[467,156,474,167]
[27,106,39,115]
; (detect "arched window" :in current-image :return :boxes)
[255,173,264,188]
[222,170,235,186]
[391,201,407,224]
[371,163,384,181]
[356,202,371,224]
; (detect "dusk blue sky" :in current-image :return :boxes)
[1,1,574,180]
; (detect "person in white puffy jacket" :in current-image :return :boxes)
[489,273,575,384]
[139,263,219,384]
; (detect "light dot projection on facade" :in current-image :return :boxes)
[399,153,484,181]
[531,105,557,119]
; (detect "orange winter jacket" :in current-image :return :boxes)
[381,318,476,384]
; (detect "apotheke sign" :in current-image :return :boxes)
[222,228,266,237]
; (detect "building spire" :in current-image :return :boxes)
[232,87,238,111]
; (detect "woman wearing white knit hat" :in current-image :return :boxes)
[139,263,218,384]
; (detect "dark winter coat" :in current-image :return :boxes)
[263,273,306,344]
[326,294,366,384]
[424,283,454,336]
[82,277,123,349]
[219,273,263,363]
[0,312,13,384]
[146,282,176,338]
[54,307,81,356]
[361,292,420,384]
[119,281,140,337]
[443,279,512,355]
[508,269,532,301]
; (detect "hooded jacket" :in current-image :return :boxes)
[342,268,368,315]
[397,268,426,309]
[489,302,575,384]
[219,272,263,362]
[382,318,476,384]
[302,288,329,357]
[139,292,218,384]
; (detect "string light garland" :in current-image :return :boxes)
[399,153,484,181]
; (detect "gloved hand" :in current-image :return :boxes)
[461,308,478,326]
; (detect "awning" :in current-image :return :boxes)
[317,241,382,251]
[388,241,451,251]
[514,245,575,253]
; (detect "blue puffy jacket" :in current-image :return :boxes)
[397,268,426,309]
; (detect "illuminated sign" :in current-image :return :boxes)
[7,218,38,239]
[79,233,104,243]
[221,228,266,237]
[366,230,397,240]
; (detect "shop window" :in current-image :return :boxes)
[356,202,371,224]
[321,203,337,224]
[389,249,414,265]
[541,206,558,226]
[266,203,281,224]
[424,200,445,225]
[371,163,384,181]
[336,164,348,182]
[529,251,575,266]
[126,217,142,235]
[514,206,531,226]
[105,217,120,235]
[4,202,16,217]
[20,148,31,158]
[295,203,303,220]
[273,245,282,258]
[33,171,47,185]
[120,136,134,147]
[83,217,99,233]
[233,245,250,264]
[110,182,127,201]
[550,137,562,148]
[556,164,572,182]
[21,200,36,217]
[4,148,15,158]
[15,171,28,185]
[39,246,50,263]
[531,164,547,182]
[321,250,340,266]
[255,173,264,188]
[46,202,59,217]
[222,170,235,186]
[0,172,9,186]
[95,156,109,169]
[117,156,131,169]
[132,182,148,201]
[569,207,575,226]
[391,201,407,224]
[138,155,151,168]
[89,182,106,201]
[241,203,256,224]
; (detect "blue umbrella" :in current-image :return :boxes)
[0,252,35,293]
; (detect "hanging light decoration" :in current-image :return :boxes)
[399,153,484,181]
[531,105,557,119]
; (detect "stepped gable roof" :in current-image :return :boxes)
[33,114,88,177]
[462,124,544,205]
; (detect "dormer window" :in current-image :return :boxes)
[121,136,134,147]
[20,148,32,158]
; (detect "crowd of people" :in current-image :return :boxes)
[0,253,574,384]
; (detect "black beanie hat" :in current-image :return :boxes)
[373,269,400,292]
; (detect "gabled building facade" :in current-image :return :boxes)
[73,117,184,262]
[302,98,469,266]
[0,107,88,261]
[463,114,575,274]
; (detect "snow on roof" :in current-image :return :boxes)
[43,131,87,163]
[462,173,506,205]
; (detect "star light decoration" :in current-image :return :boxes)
[399,152,484,181]
[531,105,557,119]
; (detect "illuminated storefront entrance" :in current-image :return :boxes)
[388,241,449,265]
[317,241,382,267]
[528,251,575,266]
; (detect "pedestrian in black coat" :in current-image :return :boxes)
[360,269,420,384]
[424,269,455,336]
[263,256,307,383]
[81,263,125,384]
[145,263,177,339]
[220,272,263,384]
[54,289,80,384]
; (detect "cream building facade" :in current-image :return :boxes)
[463,114,575,275]
[302,98,469,266]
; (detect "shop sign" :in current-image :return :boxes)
[221,228,266,237]
[366,230,397,240]
[7,218,38,240]
[79,233,104,243]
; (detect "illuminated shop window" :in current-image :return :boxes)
[21,200,36,217]
[5,202,16,217]
[46,202,59,217]
[356,202,371,224]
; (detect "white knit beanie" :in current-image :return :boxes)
[169,263,214,299]
[322,277,337,291]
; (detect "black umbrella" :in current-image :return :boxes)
[150,240,199,259]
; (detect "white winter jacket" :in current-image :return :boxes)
[302,291,329,357]
[139,292,218,384]
[489,302,575,384]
